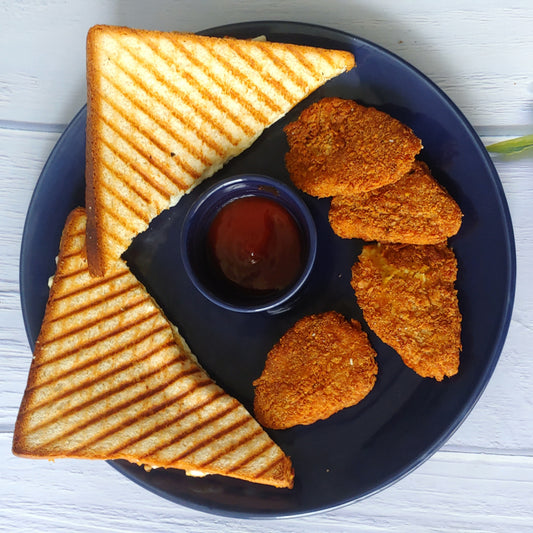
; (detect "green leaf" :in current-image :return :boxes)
[486,135,533,154]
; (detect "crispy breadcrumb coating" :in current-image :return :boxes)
[352,243,461,381]
[253,311,378,429]
[329,161,462,243]
[284,97,422,198]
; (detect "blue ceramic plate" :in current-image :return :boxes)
[20,21,515,518]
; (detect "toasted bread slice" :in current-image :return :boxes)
[329,161,463,243]
[85,25,355,275]
[13,208,294,488]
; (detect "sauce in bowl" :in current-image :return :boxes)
[181,174,316,313]
[208,196,303,292]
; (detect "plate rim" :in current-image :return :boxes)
[18,20,516,519]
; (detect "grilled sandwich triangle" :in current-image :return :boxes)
[13,208,294,488]
[85,25,355,275]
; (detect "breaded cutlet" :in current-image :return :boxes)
[329,161,463,244]
[253,311,378,429]
[284,97,422,198]
[351,243,461,381]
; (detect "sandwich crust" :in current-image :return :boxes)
[284,97,422,197]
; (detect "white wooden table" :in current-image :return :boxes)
[2,1,532,531]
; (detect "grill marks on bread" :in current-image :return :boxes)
[14,208,294,488]
[14,25,357,487]
[85,25,355,275]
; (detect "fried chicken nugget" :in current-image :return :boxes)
[253,311,378,429]
[284,97,422,198]
[352,243,461,381]
[329,161,463,244]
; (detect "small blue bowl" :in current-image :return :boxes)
[181,174,317,313]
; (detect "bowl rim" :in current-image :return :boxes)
[180,173,318,313]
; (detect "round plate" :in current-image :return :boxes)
[20,21,516,518]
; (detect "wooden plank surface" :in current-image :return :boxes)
[1,0,532,131]
[2,433,533,532]
[1,1,532,530]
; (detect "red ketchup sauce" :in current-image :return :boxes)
[208,196,303,292]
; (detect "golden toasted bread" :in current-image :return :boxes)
[351,243,461,381]
[13,208,294,489]
[329,161,462,243]
[85,25,355,275]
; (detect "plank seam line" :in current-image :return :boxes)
[0,120,66,134]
